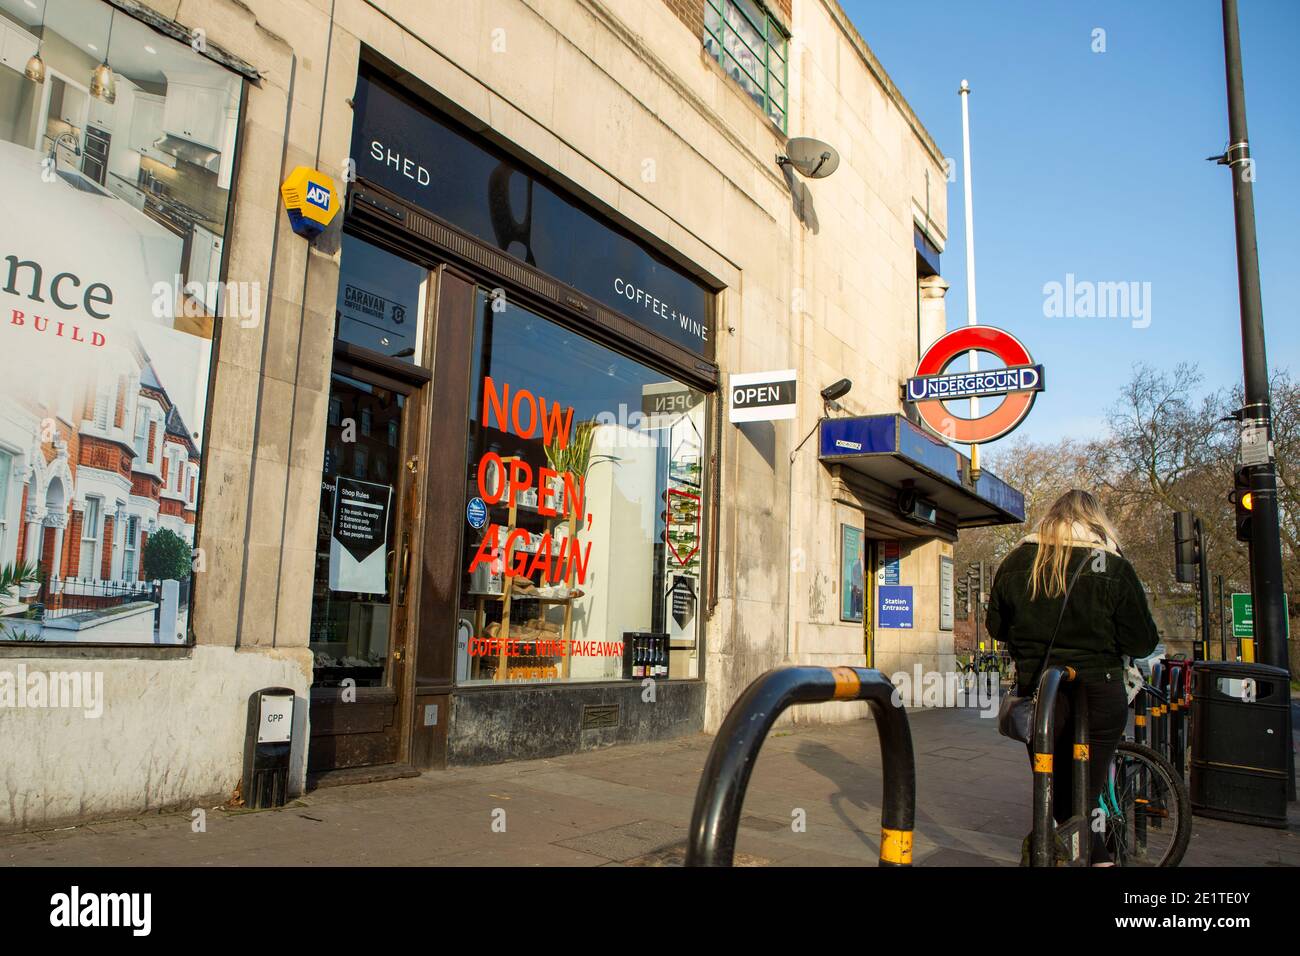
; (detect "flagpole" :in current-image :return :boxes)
[959,79,980,479]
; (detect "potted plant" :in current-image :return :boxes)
[543,418,619,527]
[22,563,43,599]
[0,560,40,606]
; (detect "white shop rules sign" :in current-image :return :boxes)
[329,477,393,594]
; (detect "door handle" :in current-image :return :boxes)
[398,531,411,606]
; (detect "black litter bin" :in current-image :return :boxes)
[1189,661,1292,828]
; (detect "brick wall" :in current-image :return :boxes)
[100,516,114,579]
[114,376,126,430]
[662,0,705,37]
[663,0,792,37]
[64,513,82,579]
[15,484,27,563]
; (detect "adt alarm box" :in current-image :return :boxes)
[242,687,297,809]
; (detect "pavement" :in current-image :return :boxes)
[2,704,1296,867]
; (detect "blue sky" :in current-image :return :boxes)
[838,0,1299,447]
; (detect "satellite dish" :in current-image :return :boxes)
[777,137,840,179]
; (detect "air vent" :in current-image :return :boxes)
[581,703,620,731]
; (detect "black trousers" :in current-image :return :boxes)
[1023,673,1129,861]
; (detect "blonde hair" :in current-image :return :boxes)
[1028,490,1121,599]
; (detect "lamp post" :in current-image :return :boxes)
[1215,0,1288,673]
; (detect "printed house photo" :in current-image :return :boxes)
[0,0,239,642]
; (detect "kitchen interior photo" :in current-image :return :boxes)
[0,0,240,322]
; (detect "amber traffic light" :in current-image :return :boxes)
[1231,466,1253,543]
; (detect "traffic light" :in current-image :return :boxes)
[1230,465,1253,543]
[1172,511,1198,584]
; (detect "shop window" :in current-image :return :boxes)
[309,374,405,688]
[704,0,788,131]
[456,292,708,685]
[335,233,428,362]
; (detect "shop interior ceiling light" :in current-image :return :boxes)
[90,9,116,103]
[24,0,47,84]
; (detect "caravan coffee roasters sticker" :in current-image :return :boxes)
[329,478,392,594]
[0,16,244,645]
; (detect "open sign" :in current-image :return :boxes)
[729,369,797,423]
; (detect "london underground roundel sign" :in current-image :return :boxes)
[906,326,1045,444]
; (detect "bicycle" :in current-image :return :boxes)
[1096,684,1192,867]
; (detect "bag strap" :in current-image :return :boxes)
[1029,554,1089,691]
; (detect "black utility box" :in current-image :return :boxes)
[1189,661,1292,828]
[242,687,298,809]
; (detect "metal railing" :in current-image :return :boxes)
[38,576,155,619]
[1030,664,1091,867]
[685,665,916,867]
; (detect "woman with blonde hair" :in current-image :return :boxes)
[986,489,1159,865]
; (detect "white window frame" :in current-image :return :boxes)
[79,497,102,580]
[0,448,12,561]
[123,515,139,581]
[134,408,149,460]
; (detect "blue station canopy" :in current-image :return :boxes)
[819,414,1025,528]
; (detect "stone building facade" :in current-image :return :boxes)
[0,0,1025,832]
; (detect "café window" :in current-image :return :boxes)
[456,292,708,685]
[335,233,428,362]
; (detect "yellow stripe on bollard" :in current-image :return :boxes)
[1034,753,1053,773]
[1134,715,1147,726]
[830,666,861,700]
[880,827,913,865]
[1073,744,1089,760]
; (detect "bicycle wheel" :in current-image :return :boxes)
[1100,740,1191,867]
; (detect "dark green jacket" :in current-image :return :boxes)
[985,541,1159,692]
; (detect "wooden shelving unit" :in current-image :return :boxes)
[469,457,582,682]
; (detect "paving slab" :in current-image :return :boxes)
[1,704,1295,867]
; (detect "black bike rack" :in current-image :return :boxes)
[1163,660,1191,777]
[685,665,916,867]
[1030,664,1091,867]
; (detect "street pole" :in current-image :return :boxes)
[1196,519,1211,661]
[1216,573,1228,660]
[958,80,981,480]
[1219,0,1289,673]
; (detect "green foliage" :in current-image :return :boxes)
[543,418,620,479]
[142,528,193,582]
[0,559,39,594]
